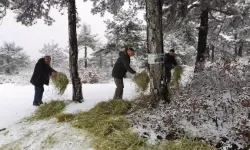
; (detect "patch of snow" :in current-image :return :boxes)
[219,33,234,42]
[180,65,194,87]
[0,79,136,129]
[0,119,93,150]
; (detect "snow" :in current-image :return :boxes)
[0,79,136,129]
[187,1,199,9]
[0,119,93,150]
[0,80,136,149]
[180,65,194,86]
[219,33,234,41]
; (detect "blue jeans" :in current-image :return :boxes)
[33,86,44,105]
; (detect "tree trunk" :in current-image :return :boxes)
[68,0,83,102]
[195,8,208,72]
[238,41,243,57]
[84,45,87,68]
[146,0,167,107]
[211,45,215,62]
[206,45,210,59]
[110,52,114,67]
[234,33,238,57]
[100,55,102,68]
[5,57,10,74]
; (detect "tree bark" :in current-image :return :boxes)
[195,8,209,72]
[110,52,114,67]
[68,0,83,102]
[238,41,243,57]
[211,45,215,62]
[206,45,210,59]
[100,55,102,68]
[234,33,238,57]
[84,45,87,68]
[146,0,167,107]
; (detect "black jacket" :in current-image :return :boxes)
[164,53,177,69]
[112,51,136,79]
[30,58,56,87]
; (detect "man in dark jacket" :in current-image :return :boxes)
[112,48,136,99]
[164,49,177,84]
[30,56,57,106]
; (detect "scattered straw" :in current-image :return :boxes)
[67,99,148,150]
[55,113,75,122]
[51,72,69,95]
[31,101,65,120]
[95,130,147,150]
[133,71,150,92]
[169,65,183,87]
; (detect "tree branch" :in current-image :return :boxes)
[187,2,200,12]
[210,8,237,16]
[209,11,224,23]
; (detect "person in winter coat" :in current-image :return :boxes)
[30,56,57,106]
[164,49,177,84]
[112,48,136,99]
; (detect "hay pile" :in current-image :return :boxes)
[32,101,65,120]
[56,99,147,150]
[133,71,150,92]
[72,99,132,136]
[51,72,69,95]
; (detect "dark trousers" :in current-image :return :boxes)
[34,86,44,105]
[165,68,171,84]
[113,78,124,99]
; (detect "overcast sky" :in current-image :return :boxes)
[0,1,112,60]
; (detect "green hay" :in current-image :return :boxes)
[169,65,183,87]
[72,99,132,136]
[55,113,75,122]
[167,65,183,98]
[95,130,147,150]
[54,99,215,150]
[31,101,65,120]
[69,99,147,150]
[153,138,215,150]
[133,71,150,92]
[51,72,69,95]
[89,99,132,115]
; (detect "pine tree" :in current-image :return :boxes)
[0,0,9,20]
[39,41,67,68]
[78,23,98,68]
[0,42,30,74]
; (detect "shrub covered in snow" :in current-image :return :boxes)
[129,58,250,149]
[79,67,112,84]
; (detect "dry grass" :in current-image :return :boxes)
[133,71,150,92]
[30,101,65,120]
[51,72,69,95]
[55,113,75,122]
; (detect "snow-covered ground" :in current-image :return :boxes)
[0,80,136,129]
[0,80,136,150]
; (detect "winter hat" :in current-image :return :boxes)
[170,49,175,53]
[128,48,135,51]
